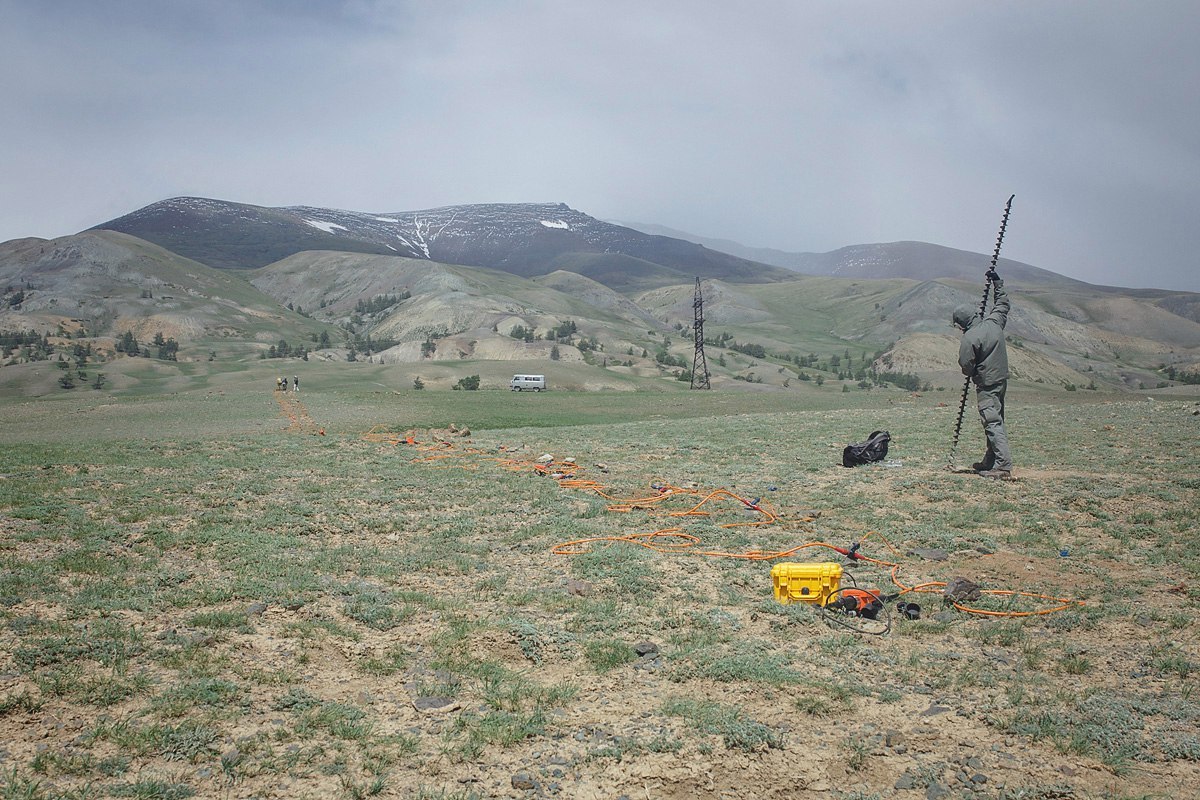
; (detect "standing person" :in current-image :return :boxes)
[952,268,1013,479]
[293,376,299,393]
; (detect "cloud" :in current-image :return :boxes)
[1,0,1197,291]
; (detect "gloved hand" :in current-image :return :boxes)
[986,268,999,283]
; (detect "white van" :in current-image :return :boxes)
[510,374,547,392]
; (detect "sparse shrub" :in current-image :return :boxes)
[584,639,635,672]
[662,697,782,751]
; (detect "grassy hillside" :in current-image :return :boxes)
[4,232,1200,398]
[544,252,692,294]
[0,231,329,359]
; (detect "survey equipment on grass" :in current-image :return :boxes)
[771,562,892,619]
[771,562,845,605]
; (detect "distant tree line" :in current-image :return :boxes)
[264,339,309,360]
[509,324,536,343]
[1161,365,1200,385]
[115,331,179,361]
[729,341,767,359]
[1,329,51,361]
[655,346,687,369]
[355,292,410,315]
[348,333,399,354]
[549,320,577,341]
[874,371,931,392]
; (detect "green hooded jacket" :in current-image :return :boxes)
[956,281,1010,387]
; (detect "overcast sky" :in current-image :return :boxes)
[3,1,1198,292]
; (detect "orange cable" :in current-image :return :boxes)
[358,427,1083,618]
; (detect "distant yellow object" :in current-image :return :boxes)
[770,562,843,605]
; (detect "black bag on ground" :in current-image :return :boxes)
[842,430,891,467]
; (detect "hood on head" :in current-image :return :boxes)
[952,305,977,330]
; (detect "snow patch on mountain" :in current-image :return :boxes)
[304,219,348,234]
[540,220,569,230]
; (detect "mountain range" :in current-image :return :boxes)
[93,197,798,292]
[1,196,1197,394]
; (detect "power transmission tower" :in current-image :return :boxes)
[691,277,711,390]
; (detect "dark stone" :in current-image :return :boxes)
[943,576,982,603]
[511,772,538,790]
[412,696,457,712]
[633,641,659,656]
[920,704,950,717]
[911,548,949,561]
[926,783,950,800]
[895,773,916,790]
[246,602,268,616]
[970,773,988,784]
[633,655,661,671]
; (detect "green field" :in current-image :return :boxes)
[1,378,1198,799]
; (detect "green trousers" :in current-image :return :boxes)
[975,380,1012,471]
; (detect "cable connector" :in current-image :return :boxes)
[833,542,862,560]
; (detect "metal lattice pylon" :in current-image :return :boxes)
[691,277,711,390]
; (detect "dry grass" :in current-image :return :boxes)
[1,386,1198,799]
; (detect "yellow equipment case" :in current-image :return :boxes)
[770,562,843,605]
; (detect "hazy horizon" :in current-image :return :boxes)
[2,1,1198,292]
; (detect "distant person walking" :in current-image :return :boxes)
[292,376,299,393]
[952,268,1013,479]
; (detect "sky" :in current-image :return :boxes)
[2,1,1198,292]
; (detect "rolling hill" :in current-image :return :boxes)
[0,196,1196,397]
[0,230,325,349]
[93,197,797,287]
